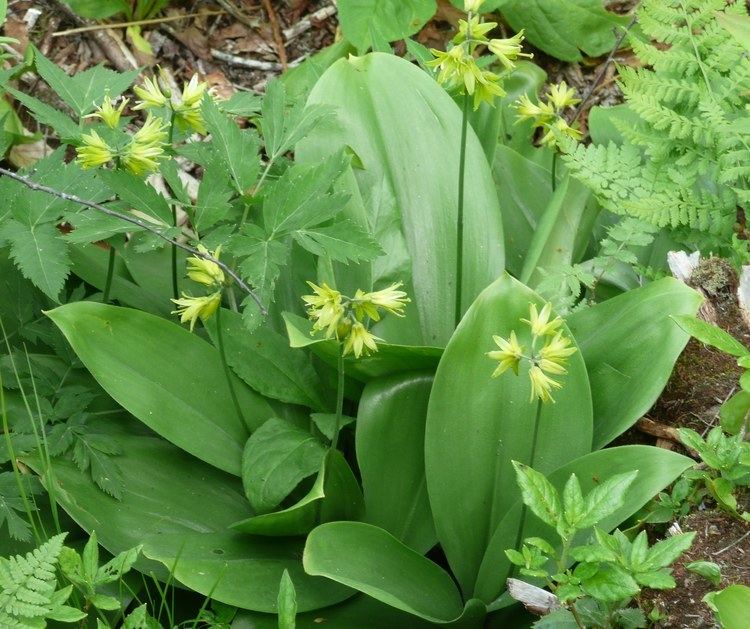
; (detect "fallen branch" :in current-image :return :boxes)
[260,0,288,70]
[506,578,562,616]
[52,10,224,38]
[0,166,266,315]
[210,49,283,71]
[283,5,337,42]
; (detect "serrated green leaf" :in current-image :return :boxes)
[202,97,260,195]
[241,418,327,513]
[643,532,695,571]
[612,607,647,629]
[6,87,81,139]
[293,220,382,263]
[634,568,675,590]
[578,471,638,528]
[33,47,139,117]
[562,473,585,528]
[629,531,649,570]
[99,170,172,225]
[0,219,70,300]
[569,544,617,563]
[512,461,562,529]
[0,472,38,542]
[194,165,233,231]
[582,563,640,602]
[720,391,750,435]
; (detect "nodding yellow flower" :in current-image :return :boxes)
[76,131,115,169]
[91,95,129,129]
[357,282,410,320]
[454,16,496,43]
[487,330,525,377]
[302,282,345,339]
[180,74,208,108]
[187,245,225,288]
[464,0,485,12]
[427,46,472,88]
[522,303,563,338]
[539,117,583,147]
[174,75,210,134]
[528,365,562,403]
[171,291,221,331]
[133,76,168,110]
[487,31,532,71]
[343,321,381,358]
[547,81,581,112]
[473,70,506,108]
[538,332,577,375]
[514,94,555,125]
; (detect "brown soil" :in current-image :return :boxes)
[641,510,750,628]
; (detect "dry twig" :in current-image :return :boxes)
[260,0,288,70]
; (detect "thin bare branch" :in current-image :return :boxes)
[0,166,267,315]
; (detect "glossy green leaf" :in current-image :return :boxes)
[24,422,350,612]
[520,176,597,287]
[686,561,721,587]
[231,450,363,536]
[710,585,750,629]
[356,372,436,554]
[283,312,442,381]
[304,522,464,623]
[296,53,504,347]
[474,446,694,603]
[671,314,749,358]
[720,391,750,435]
[567,278,702,448]
[425,274,592,596]
[512,462,562,529]
[338,1,436,52]
[46,302,275,475]
[581,564,640,602]
[278,570,297,629]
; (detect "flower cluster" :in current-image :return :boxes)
[427,0,530,109]
[302,282,410,358]
[171,245,225,331]
[76,104,168,177]
[487,303,577,403]
[134,72,210,134]
[515,81,582,147]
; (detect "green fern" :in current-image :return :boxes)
[562,0,750,238]
[0,533,85,627]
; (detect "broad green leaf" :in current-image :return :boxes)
[231,450,363,536]
[338,0,437,52]
[581,564,640,602]
[425,274,592,596]
[567,278,702,448]
[280,40,357,105]
[283,312,442,382]
[633,569,675,590]
[356,372,436,554]
[474,446,694,603]
[0,220,69,301]
[303,522,464,623]
[710,585,750,629]
[500,0,630,62]
[63,0,130,19]
[521,176,597,288]
[578,471,638,528]
[25,422,350,613]
[671,314,749,358]
[493,145,553,277]
[296,53,504,347]
[33,47,139,117]
[207,309,326,410]
[241,418,327,513]
[202,98,260,195]
[47,302,274,475]
[685,561,721,587]
[720,391,750,435]
[278,570,297,629]
[512,462,562,529]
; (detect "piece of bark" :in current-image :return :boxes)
[506,578,562,616]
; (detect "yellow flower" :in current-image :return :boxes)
[180,74,208,108]
[473,70,506,108]
[352,289,381,322]
[171,291,221,331]
[522,303,563,338]
[538,332,577,375]
[515,94,555,125]
[428,46,472,88]
[487,330,525,377]
[454,16,496,44]
[91,95,128,129]
[302,282,345,339]
[528,365,562,403]
[174,75,210,134]
[464,0,485,11]
[187,245,225,287]
[121,114,168,176]
[133,76,168,110]
[76,131,115,169]
[487,31,532,71]
[343,321,381,358]
[539,118,583,148]
[358,282,410,320]
[547,81,581,112]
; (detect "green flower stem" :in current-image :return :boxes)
[171,206,179,300]
[102,245,116,304]
[455,91,471,328]
[215,306,245,426]
[331,349,346,451]
[551,151,558,192]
